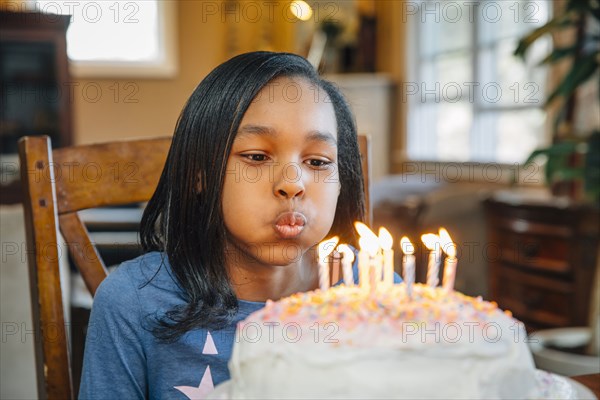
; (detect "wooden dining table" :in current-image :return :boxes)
[572,374,600,398]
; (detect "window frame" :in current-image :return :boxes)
[32,0,178,78]
[405,0,552,171]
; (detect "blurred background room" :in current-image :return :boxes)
[1,0,598,398]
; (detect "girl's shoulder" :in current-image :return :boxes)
[102,251,170,286]
[95,251,185,310]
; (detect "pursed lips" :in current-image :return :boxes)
[273,211,307,239]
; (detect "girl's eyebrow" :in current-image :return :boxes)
[237,124,276,137]
[237,124,337,146]
[307,131,338,146]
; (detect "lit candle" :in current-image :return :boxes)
[354,222,380,291]
[337,244,355,286]
[421,233,441,288]
[400,237,416,298]
[330,250,341,285]
[358,236,378,291]
[357,237,369,290]
[439,228,458,292]
[318,236,339,291]
[370,250,382,295]
[379,227,394,288]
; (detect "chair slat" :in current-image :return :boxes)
[52,137,171,214]
[358,134,371,225]
[59,212,108,296]
[19,136,73,400]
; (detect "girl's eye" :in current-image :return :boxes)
[306,159,331,168]
[243,154,268,162]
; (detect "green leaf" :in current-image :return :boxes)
[523,143,579,181]
[547,141,580,153]
[566,0,598,13]
[524,149,548,165]
[566,0,600,21]
[538,46,578,65]
[553,167,585,180]
[514,16,575,59]
[545,54,599,106]
[584,131,600,200]
[545,154,567,183]
[553,106,569,133]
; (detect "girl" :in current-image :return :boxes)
[79,51,366,399]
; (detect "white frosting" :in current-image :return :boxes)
[228,284,541,399]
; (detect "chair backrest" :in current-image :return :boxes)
[18,133,371,399]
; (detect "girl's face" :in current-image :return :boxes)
[222,76,340,267]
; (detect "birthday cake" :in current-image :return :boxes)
[226,283,541,399]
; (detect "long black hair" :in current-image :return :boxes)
[140,51,364,341]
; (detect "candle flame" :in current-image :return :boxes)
[439,228,457,258]
[318,236,339,262]
[354,221,379,241]
[421,233,440,251]
[337,244,355,263]
[400,236,415,255]
[378,227,393,250]
[359,236,379,257]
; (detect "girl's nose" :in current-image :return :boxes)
[274,164,305,199]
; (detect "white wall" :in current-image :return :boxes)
[1,205,37,399]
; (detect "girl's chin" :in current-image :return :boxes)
[227,233,323,262]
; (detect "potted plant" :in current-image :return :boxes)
[515,0,599,202]
[515,0,600,369]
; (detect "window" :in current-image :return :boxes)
[32,0,177,78]
[405,0,551,164]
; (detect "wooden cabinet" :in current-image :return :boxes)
[484,191,599,331]
[0,11,72,204]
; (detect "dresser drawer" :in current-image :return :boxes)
[495,265,573,327]
[497,231,570,274]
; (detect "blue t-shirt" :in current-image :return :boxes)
[79,251,401,399]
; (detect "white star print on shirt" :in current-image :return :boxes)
[174,365,214,399]
[202,331,218,355]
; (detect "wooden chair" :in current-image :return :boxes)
[19,135,171,399]
[18,133,371,399]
